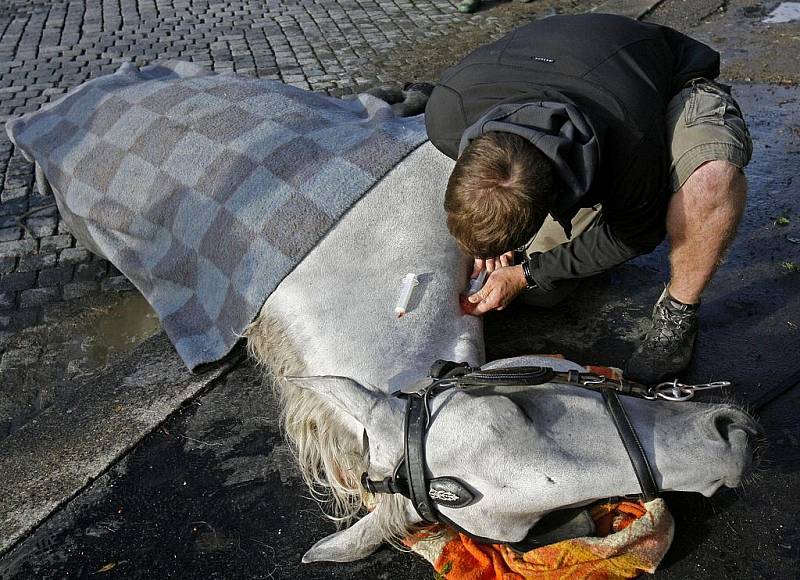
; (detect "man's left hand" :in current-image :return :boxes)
[468,264,527,315]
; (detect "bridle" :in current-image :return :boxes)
[362,360,728,547]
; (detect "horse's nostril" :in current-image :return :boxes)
[714,414,736,442]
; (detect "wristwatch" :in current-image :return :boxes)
[521,255,540,290]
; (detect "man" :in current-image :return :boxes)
[425,14,752,383]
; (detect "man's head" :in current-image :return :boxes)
[444,132,556,257]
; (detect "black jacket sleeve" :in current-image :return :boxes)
[531,131,669,290]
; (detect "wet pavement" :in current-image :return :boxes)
[1,81,798,579]
[0,291,159,439]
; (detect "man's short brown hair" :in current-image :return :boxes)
[444,132,555,258]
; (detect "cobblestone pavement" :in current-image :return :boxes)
[0,0,599,397]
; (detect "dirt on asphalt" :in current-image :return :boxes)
[648,0,800,85]
[368,0,800,86]
[366,0,602,83]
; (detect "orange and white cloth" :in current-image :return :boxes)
[406,499,674,580]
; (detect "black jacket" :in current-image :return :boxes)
[425,14,720,290]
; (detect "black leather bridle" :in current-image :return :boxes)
[362,361,728,547]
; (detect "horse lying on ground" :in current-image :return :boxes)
[245,141,759,563]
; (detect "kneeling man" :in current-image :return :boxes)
[425,13,752,383]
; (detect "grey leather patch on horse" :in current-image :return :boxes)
[428,477,475,508]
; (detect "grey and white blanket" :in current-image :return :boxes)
[6,61,427,370]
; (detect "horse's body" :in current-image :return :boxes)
[245,142,758,563]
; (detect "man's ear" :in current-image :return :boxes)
[302,511,384,563]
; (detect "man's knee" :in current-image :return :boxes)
[681,160,747,212]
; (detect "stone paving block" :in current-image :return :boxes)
[0,311,13,332]
[73,260,107,282]
[19,287,60,308]
[3,175,33,196]
[0,186,29,203]
[17,253,56,273]
[22,216,57,238]
[39,234,73,252]
[36,265,74,287]
[0,200,27,218]
[0,348,41,371]
[63,281,99,300]
[0,238,37,259]
[0,258,15,275]
[58,247,91,266]
[0,307,37,331]
[0,228,21,243]
[0,290,15,310]
[5,157,33,176]
[0,272,36,290]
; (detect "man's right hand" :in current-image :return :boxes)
[471,251,515,278]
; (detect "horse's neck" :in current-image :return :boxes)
[264,142,484,391]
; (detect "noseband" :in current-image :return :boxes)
[362,360,728,545]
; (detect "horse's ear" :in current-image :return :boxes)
[287,375,405,471]
[286,376,398,428]
[302,511,384,563]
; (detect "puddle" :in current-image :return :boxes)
[79,292,161,372]
[1,290,162,440]
[763,2,800,23]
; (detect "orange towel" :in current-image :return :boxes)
[406,500,673,580]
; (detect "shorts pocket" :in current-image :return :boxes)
[685,85,726,127]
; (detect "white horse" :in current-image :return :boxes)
[244,141,758,563]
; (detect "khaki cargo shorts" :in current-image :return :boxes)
[527,78,753,256]
[666,77,753,192]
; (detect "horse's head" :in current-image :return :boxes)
[291,356,760,563]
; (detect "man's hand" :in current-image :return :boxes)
[471,251,515,278]
[468,264,527,315]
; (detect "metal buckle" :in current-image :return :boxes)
[644,379,731,401]
[580,374,608,386]
[393,377,442,399]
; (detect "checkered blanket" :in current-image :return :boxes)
[6,61,427,370]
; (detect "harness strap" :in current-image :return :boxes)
[601,390,658,502]
[455,365,654,398]
[404,392,439,522]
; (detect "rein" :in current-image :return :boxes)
[361,360,729,546]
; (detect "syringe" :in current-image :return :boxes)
[460,269,487,316]
[466,269,487,296]
[395,273,419,318]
